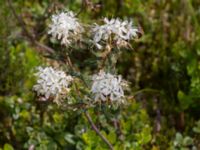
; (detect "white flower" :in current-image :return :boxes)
[91,71,127,103]
[48,11,83,46]
[33,66,73,101]
[92,18,138,49]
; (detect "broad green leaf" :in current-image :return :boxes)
[3,144,14,150]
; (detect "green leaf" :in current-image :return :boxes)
[64,133,75,144]
[177,90,191,110]
[107,131,116,144]
[3,144,14,150]
[175,133,183,145]
[82,130,97,145]
[193,127,200,134]
[187,59,197,75]
[182,137,193,146]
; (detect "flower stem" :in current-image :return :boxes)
[84,111,114,150]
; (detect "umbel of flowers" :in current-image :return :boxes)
[92,17,138,49]
[91,70,126,103]
[48,11,83,46]
[33,10,139,105]
[33,67,73,103]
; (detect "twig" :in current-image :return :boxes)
[7,0,31,38]
[133,88,161,96]
[76,0,102,16]
[76,0,87,16]
[153,97,161,133]
[7,0,54,54]
[35,41,54,53]
[76,0,93,16]
[85,111,114,150]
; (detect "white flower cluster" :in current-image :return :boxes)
[33,67,73,101]
[92,18,138,49]
[91,71,126,103]
[48,11,83,46]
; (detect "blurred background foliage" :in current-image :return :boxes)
[0,0,200,149]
